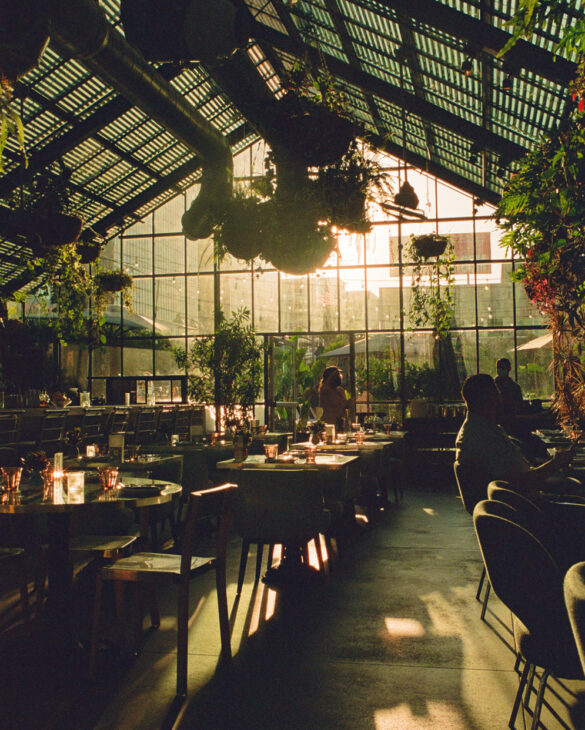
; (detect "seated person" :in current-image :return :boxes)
[494,357,524,433]
[318,366,353,432]
[455,373,577,498]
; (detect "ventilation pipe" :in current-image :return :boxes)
[49,0,232,239]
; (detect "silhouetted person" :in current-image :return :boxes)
[455,374,576,496]
[494,357,524,434]
[318,366,352,432]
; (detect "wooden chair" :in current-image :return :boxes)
[155,406,175,441]
[233,470,331,592]
[37,409,68,455]
[173,406,192,441]
[89,483,236,697]
[131,407,159,446]
[80,408,106,446]
[0,412,20,448]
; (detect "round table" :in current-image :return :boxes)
[0,476,182,626]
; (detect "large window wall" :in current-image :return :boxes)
[81,142,552,415]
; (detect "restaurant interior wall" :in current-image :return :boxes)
[52,142,552,418]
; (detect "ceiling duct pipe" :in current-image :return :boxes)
[49,0,232,239]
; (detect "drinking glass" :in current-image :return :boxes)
[305,445,317,464]
[97,466,119,491]
[1,466,23,493]
[355,431,366,446]
[264,444,278,462]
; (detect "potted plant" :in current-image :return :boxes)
[406,234,455,340]
[77,227,105,264]
[411,234,450,259]
[0,0,50,170]
[174,308,263,432]
[94,269,134,309]
[7,166,84,255]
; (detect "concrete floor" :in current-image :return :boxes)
[3,481,585,729]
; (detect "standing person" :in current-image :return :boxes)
[318,366,352,432]
[494,357,524,433]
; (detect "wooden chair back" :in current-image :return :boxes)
[179,483,237,579]
[133,407,159,445]
[0,412,20,445]
[81,408,106,442]
[38,410,67,453]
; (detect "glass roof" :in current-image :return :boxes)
[0,0,581,293]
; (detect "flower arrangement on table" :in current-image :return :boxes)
[64,427,84,456]
[22,450,49,474]
[308,419,326,444]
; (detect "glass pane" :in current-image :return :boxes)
[437,179,473,218]
[123,340,154,376]
[186,274,214,335]
[477,329,515,378]
[310,272,338,331]
[476,217,509,259]
[340,269,366,330]
[280,274,308,332]
[515,329,553,400]
[92,346,121,378]
[154,236,185,275]
[219,272,252,317]
[123,213,152,236]
[154,278,185,336]
[186,235,215,274]
[452,329,477,383]
[367,266,401,330]
[337,231,364,266]
[154,195,184,234]
[123,237,152,276]
[355,332,401,410]
[477,262,514,328]
[515,280,546,327]
[254,269,278,332]
[369,223,392,266]
[155,337,184,375]
[99,236,121,268]
[128,278,153,338]
[453,263,476,328]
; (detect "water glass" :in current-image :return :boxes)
[97,466,119,491]
[355,431,366,446]
[305,445,317,464]
[1,466,23,492]
[264,444,278,462]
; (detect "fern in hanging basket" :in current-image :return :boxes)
[411,234,449,259]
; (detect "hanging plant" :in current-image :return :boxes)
[76,227,105,264]
[214,189,267,262]
[94,269,133,305]
[6,164,83,254]
[411,234,449,259]
[0,0,51,171]
[406,234,455,340]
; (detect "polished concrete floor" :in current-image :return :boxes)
[3,478,585,730]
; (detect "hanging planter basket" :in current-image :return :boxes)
[269,97,355,167]
[0,0,50,83]
[6,210,83,255]
[217,195,266,262]
[411,234,449,259]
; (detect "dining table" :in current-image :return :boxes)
[0,475,182,629]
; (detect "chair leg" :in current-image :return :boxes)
[215,560,231,660]
[314,534,326,578]
[89,573,103,678]
[177,582,189,697]
[509,660,530,728]
[132,584,144,655]
[255,542,264,583]
[266,544,275,570]
[524,664,536,708]
[480,580,491,621]
[530,669,549,730]
[237,540,250,594]
[476,566,486,601]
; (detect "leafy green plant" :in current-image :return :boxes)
[0,77,25,172]
[406,234,455,340]
[174,308,263,429]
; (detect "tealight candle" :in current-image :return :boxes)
[86,444,96,458]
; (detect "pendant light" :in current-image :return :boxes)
[394,51,419,211]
